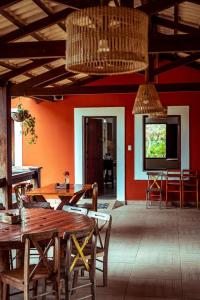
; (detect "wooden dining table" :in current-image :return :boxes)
[26,183,94,210]
[0,208,94,298]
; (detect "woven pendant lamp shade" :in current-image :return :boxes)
[66,6,148,75]
[149,106,167,118]
[132,83,163,114]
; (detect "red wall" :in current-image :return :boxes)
[12,66,200,200]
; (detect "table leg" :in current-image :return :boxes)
[32,195,47,202]
[16,248,24,268]
[0,250,10,300]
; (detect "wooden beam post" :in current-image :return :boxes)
[0,83,12,209]
[9,82,200,96]
[145,54,159,83]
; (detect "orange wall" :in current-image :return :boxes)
[12,66,200,200]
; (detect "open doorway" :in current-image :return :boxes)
[84,117,117,198]
[74,107,125,202]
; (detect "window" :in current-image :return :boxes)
[145,124,166,158]
[143,115,181,170]
[134,106,189,180]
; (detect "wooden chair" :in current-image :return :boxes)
[165,169,182,207]
[146,172,164,208]
[182,169,199,208]
[14,182,51,209]
[14,182,33,206]
[62,225,96,300]
[10,183,51,271]
[87,211,112,287]
[12,183,52,270]
[77,182,98,211]
[56,189,86,210]
[1,229,60,300]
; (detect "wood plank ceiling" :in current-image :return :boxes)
[0,0,200,100]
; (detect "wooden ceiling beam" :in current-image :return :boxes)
[154,53,200,75]
[0,8,57,77]
[120,0,133,7]
[10,82,200,96]
[0,9,44,41]
[0,33,200,61]
[51,0,99,8]
[31,96,55,102]
[0,8,67,83]
[188,0,200,4]
[138,0,185,15]
[47,0,78,7]
[174,3,179,35]
[0,59,56,83]
[0,0,19,11]
[160,53,200,71]
[1,9,26,28]
[187,61,200,71]
[36,73,73,87]
[70,76,105,86]
[0,8,73,43]
[150,33,200,53]
[15,66,73,89]
[53,0,185,14]
[154,16,200,34]
[32,0,66,32]
[0,62,15,71]
[0,41,65,59]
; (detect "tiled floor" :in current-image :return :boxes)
[11,201,200,299]
[95,201,200,300]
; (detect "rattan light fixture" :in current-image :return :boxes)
[149,106,167,118]
[66,6,149,75]
[132,83,163,114]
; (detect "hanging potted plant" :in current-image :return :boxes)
[11,103,38,144]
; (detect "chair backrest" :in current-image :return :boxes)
[63,225,96,273]
[166,169,182,182]
[14,182,51,209]
[182,169,198,176]
[87,211,112,253]
[182,169,198,183]
[69,189,86,206]
[147,172,163,190]
[63,205,88,215]
[80,182,98,211]
[14,182,33,207]
[14,182,33,202]
[21,229,60,282]
[92,182,98,211]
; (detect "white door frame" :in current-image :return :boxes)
[12,108,23,166]
[74,107,125,201]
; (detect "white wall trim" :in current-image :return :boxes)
[134,106,189,180]
[12,108,23,166]
[74,107,125,201]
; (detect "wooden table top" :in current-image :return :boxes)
[26,183,92,197]
[0,208,94,249]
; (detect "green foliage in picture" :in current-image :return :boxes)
[145,124,166,158]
